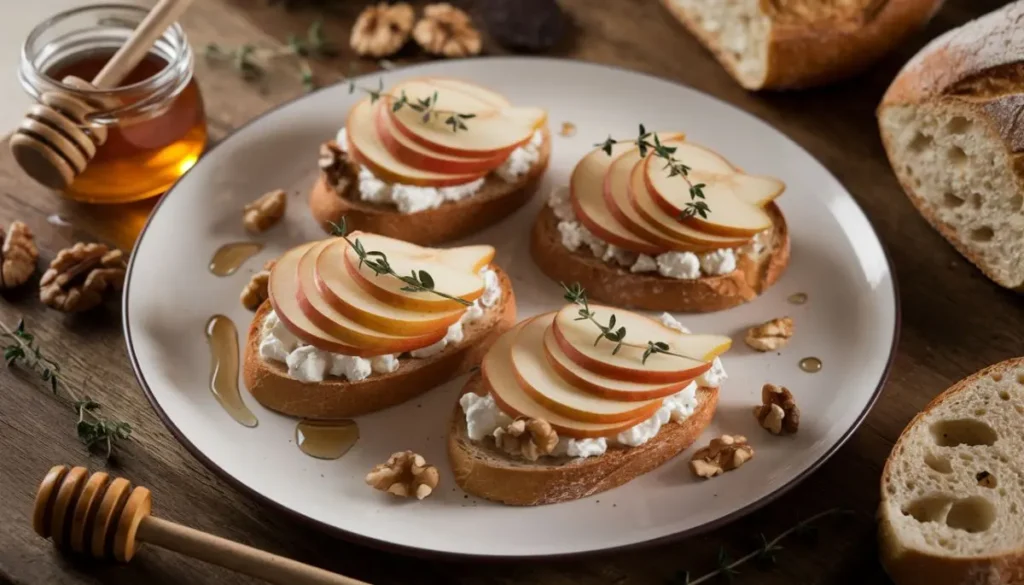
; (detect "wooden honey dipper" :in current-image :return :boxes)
[10,0,197,190]
[34,465,371,585]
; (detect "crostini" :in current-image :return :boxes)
[531,132,789,312]
[243,229,516,419]
[448,288,731,506]
[312,77,551,245]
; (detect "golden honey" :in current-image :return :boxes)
[295,420,360,460]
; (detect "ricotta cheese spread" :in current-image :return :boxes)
[658,312,691,334]
[336,128,543,214]
[259,267,502,382]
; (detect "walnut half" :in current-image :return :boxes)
[318,142,354,194]
[494,418,558,461]
[243,189,286,234]
[690,435,754,479]
[0,221,39,289]
[414,3,482,58]
[351,2,415,58]
[39,243,126,312]
[754,384,800,435]
[744,317,794,352]
[241,259,275,311]
[366,451,439,500]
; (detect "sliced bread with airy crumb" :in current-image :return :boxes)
[242,267,516,420]
[879,357,1024,585]
[447,379,718,506]
[309,128,551,246]
[529,202,790,313]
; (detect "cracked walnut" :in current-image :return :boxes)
[243,189,286,234]
[351,2,415,58]
[0,221,38,289]
[493,418,558,461]
[414,3,482,57]
[754,384,800,435]
[690,435,754,479]
[365,450,439,500]
[39,243,126,312]
[744,317,794,352]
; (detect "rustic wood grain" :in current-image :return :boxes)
[0,0,1018,583]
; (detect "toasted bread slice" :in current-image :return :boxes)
[879,357,1024,585]
[309,128,551,246]
[242,267,516,419]
[448,379,718,506]
[530,202,789,313]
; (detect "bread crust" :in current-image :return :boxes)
[448,378,718,506]
[309,128,551,246]
[529,202,790,312]
[878,358,1024,585]
[242,267,516,420]
[660,0,942,90]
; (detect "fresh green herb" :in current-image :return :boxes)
[204,19,335,92]
[596,124,710,220]
[1,319,131,458]
[348,83,477,133]
[329,218,472,306]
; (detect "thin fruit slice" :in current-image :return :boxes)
[346,98,487,187]
[551,304,731,384]
[643,140,785,208]
[315,239,465,335]
[343,232,492,313]
[481,323,650,439]
[510,316,664,423]
[543,327,691,401]
[429,77,511,109]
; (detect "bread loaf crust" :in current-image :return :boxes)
[309,128,551,246]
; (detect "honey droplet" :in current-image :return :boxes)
[47,214,72,228]
[209,242,262,276]
[205,315,258,427]
[799,357,822,373]
[559,122,577,137]
[296,420,359,460]
[788,292,808,305]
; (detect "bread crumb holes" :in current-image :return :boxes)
[924,452,952,473]
[975,471,996,488]
[970,226,994,242]
[945,497,995,533]
[947,145,968,166]
[942,192,965,208]
[908,133,932,152]
[931,419,997,447]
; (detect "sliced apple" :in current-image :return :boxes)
[509,316,664,423]
[314,238,465,335]
[346,98,488,187]
[343,232,493,313]
[481,323,650,439]
[551,304,731,384]
[292,239,448,353]
[387,79,546,158]
[543,327,692,401]
[428,77,510,108]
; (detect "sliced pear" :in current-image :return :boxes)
[428,77,511,108]
[509,316,664,423]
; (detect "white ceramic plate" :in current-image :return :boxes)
[125,58,897,558]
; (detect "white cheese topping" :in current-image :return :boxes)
[495,130,544,183]
[657,251,701,280]
[459,392,513,441]
[698,357,727,388]
[658,312,691,334]
[699,248,737,275]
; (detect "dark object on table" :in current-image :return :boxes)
[480,0,565,52]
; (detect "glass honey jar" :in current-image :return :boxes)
[19,5,207,204]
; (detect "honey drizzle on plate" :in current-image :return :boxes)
[799,357,822,373]
[204,315,258,427]
[295,420,359,459]
[788,292,808,305]
[209,243,262,276]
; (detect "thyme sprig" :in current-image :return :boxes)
[560,283,692,364]
[329,218,472,306]
[1,319,131,458]
[347,80,477,133]
[596,124,711,219]
[204,19,335,91]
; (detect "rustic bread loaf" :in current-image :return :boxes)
[661,0,943,90]
[879,357,1024,585]
[879,1,1024,290]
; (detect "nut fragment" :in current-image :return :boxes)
[413,3,482,57]
[744,317,794,352]
[754,384,800,435]
[493,418,558,461]
[39,243,126,312]
[241,260,275,311]
[350,2,415,58]
[365,450,439,500]
[0,221,38,289]
[690,435,754,479]
[243,189,287,234]
[318,142,355,194]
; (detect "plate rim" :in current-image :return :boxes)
[122,56,902,560]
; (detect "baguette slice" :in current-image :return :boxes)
[660,0,942,90]
[242,267,516,419]
[879,357,1024,585]
[448,379,718,506]
[879,2,1024,290]
[309,128,551,246]
[530,202,789,313]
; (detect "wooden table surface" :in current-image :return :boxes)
[1,1,1019,583]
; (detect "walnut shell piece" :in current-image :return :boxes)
[243,189,287,234]
[318,141,354,195]
[744,317,794,352]
[413,3,482,58]
[241,269,271,311]
[39,243,126,312]
[690,435,754,479]
[754,384,800,435]
[0,221,39,289]
[493,418,558,461]
[365,450,439,500]
[350,2,415,58]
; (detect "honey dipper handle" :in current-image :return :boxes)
[136,517,370,585]
[91,0,197,89]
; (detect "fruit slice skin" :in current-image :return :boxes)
[342,232,492,313]
[551,304,730,384]
[481,323,650,439]
[314,238,465,335]
[428,77,511,109]
[543,326,691,401]
[510,316,664,423]
[294,240,447,353]
[346,98,487,187]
